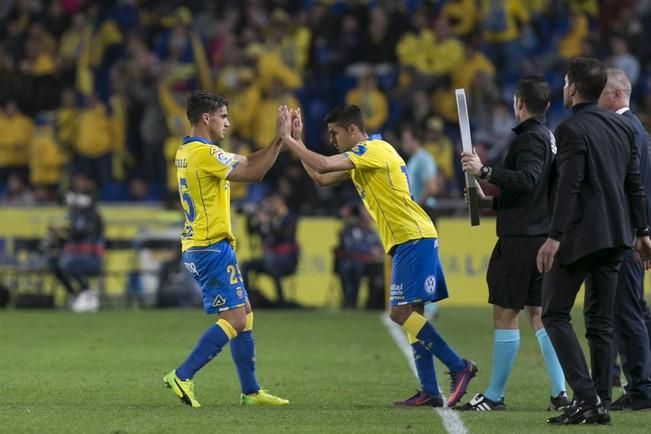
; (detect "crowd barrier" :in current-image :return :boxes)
[0,206,610,307]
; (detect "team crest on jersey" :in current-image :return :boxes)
[212,295,226,307]
[236,288,243,299]
[351,144,367,156]
[424,275,436,294]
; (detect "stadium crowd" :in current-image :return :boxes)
[0,0,650,215]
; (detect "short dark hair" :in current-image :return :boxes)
[323,104,365,132]
[514,75,550,115]
[566,57,607,102]
[186,90,228,124]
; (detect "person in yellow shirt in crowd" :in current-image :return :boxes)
[428,17,464,78]
[452,42,496,91]
[252,79,300,149]
[159,73,192,196]
[441,0,478,36]
[0,100,34,184]
[558,14,589,60]
[247,42,303,97]
[56,89,79,153]
[30,112,68,202]
[423,116,456,198]
[395,12,435,75]
[218,67,261,143]
[74,94,114,187]
[19,22,58,77]
[59,12,87,70]
[395,15,463,78]
[481,0,530,80]
[266,9,311,77]
[345,72,388,133]
[431,79,460,125]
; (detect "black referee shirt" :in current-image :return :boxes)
[490,116,556,237]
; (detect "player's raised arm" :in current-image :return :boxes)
[227,107,286,183]
[288,108,350,187]
[279,106,354,176]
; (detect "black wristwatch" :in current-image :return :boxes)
[479,165,491,180]
[636,227,650,238]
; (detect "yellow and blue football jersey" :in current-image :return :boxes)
[175,136,239,252]
[344,139,437,253]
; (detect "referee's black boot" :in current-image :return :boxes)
[546,397,610,425]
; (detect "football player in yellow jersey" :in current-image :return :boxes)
[279,104,477,408]
[163,90,289,408]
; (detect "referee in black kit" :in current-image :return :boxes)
[537,57,651,425]
[598,68,651,411]
[458,76,570,412]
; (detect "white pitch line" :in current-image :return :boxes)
[382,313,468,434]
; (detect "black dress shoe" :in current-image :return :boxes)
[546,398,610,425]
[611,393,651,411]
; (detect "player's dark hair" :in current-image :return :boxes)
[324,104,366,132]
[514,75,550,115]
[566,57,607,102]
[186,90,228,124]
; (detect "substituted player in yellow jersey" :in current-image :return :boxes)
[163,90,288,408]
[279,104,477,408]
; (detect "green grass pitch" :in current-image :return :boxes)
[2,307,651,433]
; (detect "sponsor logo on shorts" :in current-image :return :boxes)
[212,295,226,307]
[390,283,403,297]
[424,275,436,294]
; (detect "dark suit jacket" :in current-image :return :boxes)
[550,102,647,266]
[622,109,651,228]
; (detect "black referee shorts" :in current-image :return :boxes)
[486,236,546,310]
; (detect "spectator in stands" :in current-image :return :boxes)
[241,193,299,306]
[0,99,33,184]
[452,41,496,91]
[441,0,478,36]
[399,88,434,133]
[334,203,383,309]
[345,71,388,133]
[74,93,114,187]
[401,127,439,221]
[480,0,529,82]
[30,112,67,202]
[56,88,78,153]
[252,78,300,149]
[49,173,104,312]
[357,6,399,66]
[423,116,455,197]
[608,35,640,85]
[0,173,34,205]
[474,101,514,164]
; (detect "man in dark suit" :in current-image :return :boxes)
[598,68,651,410]
[536,57,651,425]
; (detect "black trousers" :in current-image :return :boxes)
[613,249,651,398]
[542,247,625,404]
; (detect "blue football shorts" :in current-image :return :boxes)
[181,240,247,314]
[389,238,449,306]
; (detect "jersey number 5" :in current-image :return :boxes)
[179,178,196,222]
